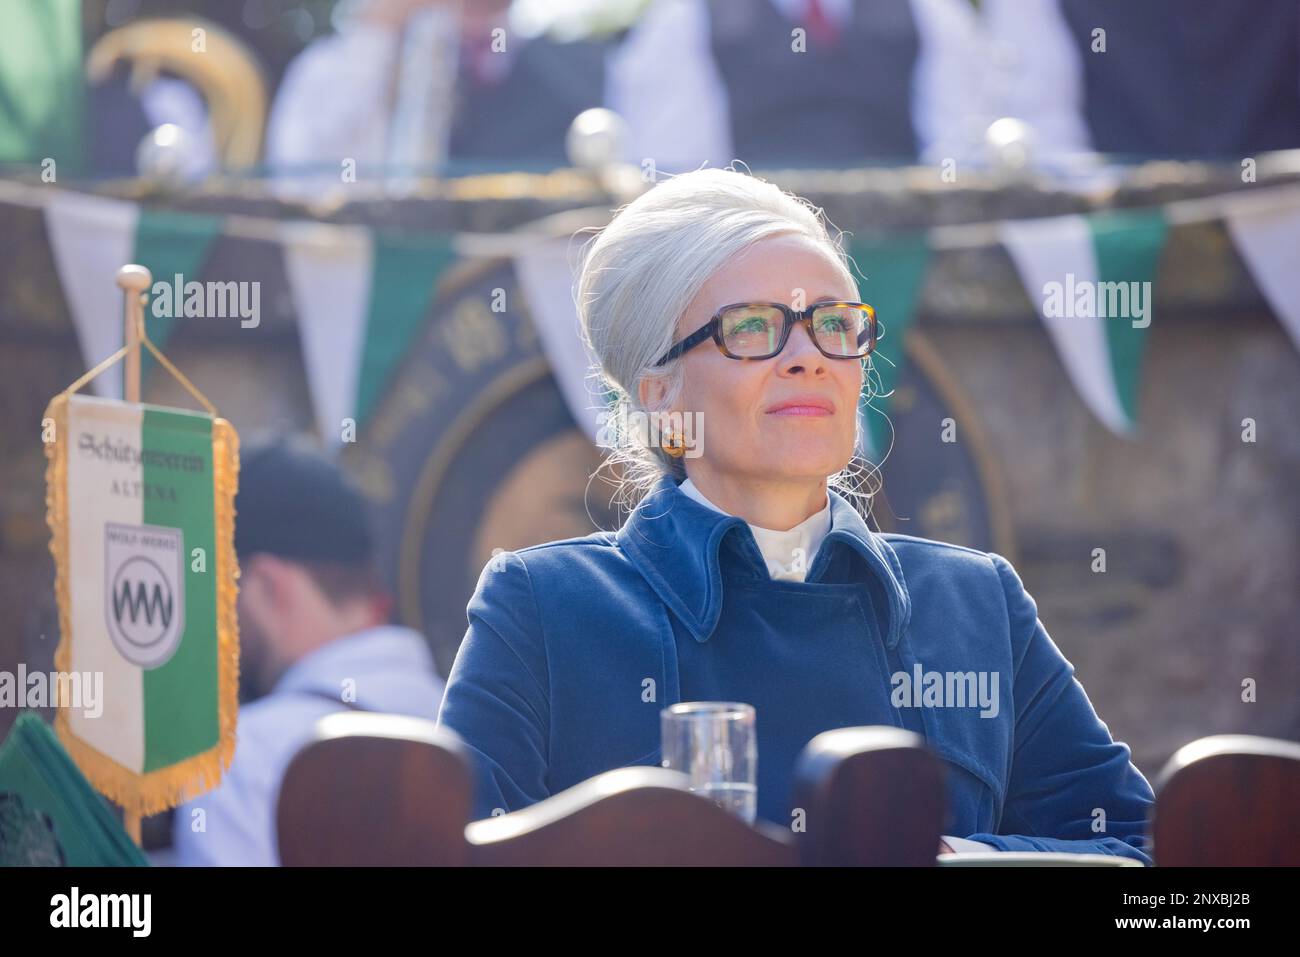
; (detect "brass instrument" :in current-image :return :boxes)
[86,17,268,170]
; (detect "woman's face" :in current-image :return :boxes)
[662,233,864,489]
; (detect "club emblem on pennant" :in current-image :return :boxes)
[104,522,186,669]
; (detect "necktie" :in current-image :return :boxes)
[805,0,840,47]
[460,33,497,88]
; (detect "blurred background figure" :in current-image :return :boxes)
[267,0,609,177]
[1056,0,1300,158]
[608,0,1300,174]
[163,438,445,866]
[607,0,1092,172]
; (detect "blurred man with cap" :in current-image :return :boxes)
[167,438,445,866]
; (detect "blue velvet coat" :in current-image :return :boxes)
[437,476,1155,863]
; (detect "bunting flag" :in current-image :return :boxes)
[281,225,458,444]
[43,391,239,817]
[1000,210,1167,435]
[44,192,139,400]
[356,232,458,425]
[849,234,932,461]
[27,184,1299,456]
[1224,192,1300,356]
[133,208,223,385]
[47,199,449,444]
[44,195,223,397]
[280,222,374,446]
[514,236,608,442]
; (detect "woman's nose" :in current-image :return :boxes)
[777,321,828,375]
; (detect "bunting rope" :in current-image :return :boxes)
[2,175,1300,257]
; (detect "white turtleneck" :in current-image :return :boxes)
[678,478,832,582]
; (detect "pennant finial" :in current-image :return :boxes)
[115,263,152,292]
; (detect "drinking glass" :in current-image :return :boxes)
[660,702,757,824]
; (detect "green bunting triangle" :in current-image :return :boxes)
[133,208,223,385]
[1089,209,1168,429]
[848,234,932,461]
[355,232,459,426]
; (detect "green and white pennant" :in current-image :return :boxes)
[1000,210,1168,436]
[280,222,457,446]
[45,392,238,815]
[44,194,221,398]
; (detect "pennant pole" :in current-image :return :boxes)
[116,264,151,845]
[118,265,151,405]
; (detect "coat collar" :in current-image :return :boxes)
[616,475,912,649]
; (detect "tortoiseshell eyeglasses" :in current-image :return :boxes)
[654,300,879,366]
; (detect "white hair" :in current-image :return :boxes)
[574,166,886,517]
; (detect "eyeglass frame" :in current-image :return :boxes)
[653,300,879,366]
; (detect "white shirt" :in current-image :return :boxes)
[908,0,1090,167]
[164,625,445,866]
[678,477,831,582]
[606,0,1090,173]
[675,476,995,854]
[267,15,522,180]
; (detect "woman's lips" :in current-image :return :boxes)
[759,405,832,416]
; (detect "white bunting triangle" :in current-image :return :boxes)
[279,221,374,449]
[43,192,140,399]
[999,214,1132,435]
[1224,191,1300,356]
[514,237,608,442]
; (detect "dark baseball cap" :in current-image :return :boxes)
[233,437,374,565]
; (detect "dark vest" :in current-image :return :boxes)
[706,0,919,165]
[1059,0,1300,157]
[448,35,607,166]
[88,65,153,177]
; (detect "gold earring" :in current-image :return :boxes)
[661,430,686,458]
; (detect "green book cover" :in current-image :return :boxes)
[0,712,149,866]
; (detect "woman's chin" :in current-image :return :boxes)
[758,434,854,474]
[761,453,853,483]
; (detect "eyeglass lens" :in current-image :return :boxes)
[718,304,872,358]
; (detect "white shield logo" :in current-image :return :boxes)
[104,522,185,669]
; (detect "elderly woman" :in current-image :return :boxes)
[436,168,1154,863]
